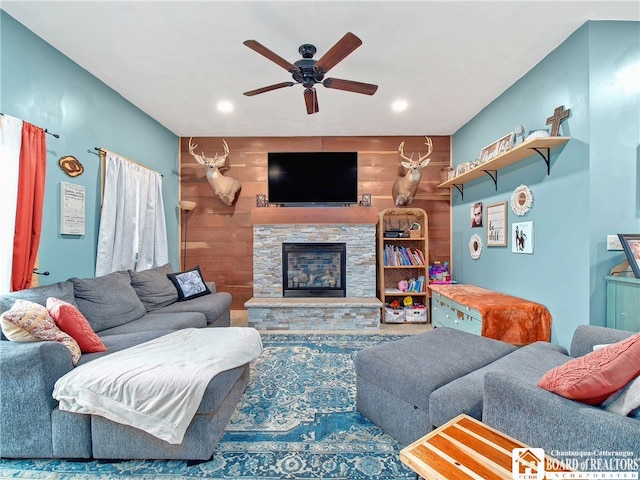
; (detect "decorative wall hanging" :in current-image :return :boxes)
[512,221,534,254]
[486,202,507,247]
[478,132,514,163]
[469,234,483,259]
[546,105,571,136]
[392,136,432,206]
[187,138,241,206]
[58,155,84,177]
[510,184,533,216]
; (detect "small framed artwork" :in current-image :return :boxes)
[471,202,483,227]
[512,221,534,254]
[479,132,515,163]
[486,202,507,246]
[618,234,640,278]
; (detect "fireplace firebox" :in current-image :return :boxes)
[282,243,346,297]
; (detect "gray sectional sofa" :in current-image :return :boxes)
[0,264,244,461]
[355,325,640,455]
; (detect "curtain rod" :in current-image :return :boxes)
[94,147,164,177]
[0,112,60,138]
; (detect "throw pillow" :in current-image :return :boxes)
[129,263,179,312]
[538,332,640,405]
[70,271,146,333]
[167,265,211,301]
[46,297,107,353]
[0,299,81,365]
[601,375,640,416]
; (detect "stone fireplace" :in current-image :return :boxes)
[245,208,382,330]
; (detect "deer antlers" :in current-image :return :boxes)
[188,138,229,168]
[398,136,433,165]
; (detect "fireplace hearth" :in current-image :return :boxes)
[282,243,346,297]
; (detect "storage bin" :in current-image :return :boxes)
[405,307,428,323]
[385,307,406,323]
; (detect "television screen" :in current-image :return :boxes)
[267,152,358,206]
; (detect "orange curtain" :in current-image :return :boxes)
[11,122,46,291]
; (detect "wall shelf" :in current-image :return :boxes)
[438,136,570,199]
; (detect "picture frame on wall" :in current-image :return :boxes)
[471,202,483,227]
[486,202,507,246]
[512,221,534,254]
[618,234,640,278]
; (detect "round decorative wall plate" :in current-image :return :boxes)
[511,184,533,216]
[469,234,483,259]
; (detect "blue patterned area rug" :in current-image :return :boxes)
[1,333,416,480]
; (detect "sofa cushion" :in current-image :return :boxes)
[538,332,640,405]
[0,281,76,314]
[0,299,81,365]
[46,297,107,353]
[96,312,206,336]
[70,271,146,333]
[167,265,211,301]
[151,290,231,325]
[78,330,177,365]
[429,341,570,427]
[129,263,178,312]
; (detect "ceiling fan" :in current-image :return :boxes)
[242,32,378,115]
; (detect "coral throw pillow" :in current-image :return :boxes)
[538,332,640,405]
[47,297,107,353]
[0,299,81,365]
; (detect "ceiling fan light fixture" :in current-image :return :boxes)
[392,99,408,112]
[217,100,234,113]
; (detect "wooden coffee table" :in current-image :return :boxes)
[400,414,569,479]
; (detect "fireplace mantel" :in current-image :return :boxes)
[251,207,378,225]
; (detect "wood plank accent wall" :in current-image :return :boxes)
[179,136,451,310]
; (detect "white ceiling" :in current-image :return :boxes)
[2,1,638,137]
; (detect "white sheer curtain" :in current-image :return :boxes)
[96,151,168,277]
[0,115,23,293]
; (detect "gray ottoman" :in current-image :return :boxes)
[429,341,569,428]
[354,327,517,445]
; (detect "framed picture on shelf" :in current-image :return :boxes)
[479,132,514,163]
[486,202,507,246]
[618,234,640,278]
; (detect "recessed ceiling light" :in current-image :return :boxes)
[391,99,408,112]
[217,100,234,113]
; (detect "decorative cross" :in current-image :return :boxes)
[546,105,571,136]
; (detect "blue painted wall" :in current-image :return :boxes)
[0,11,180,285]
[451,21,640,348]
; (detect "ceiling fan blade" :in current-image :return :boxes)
[323,78,378,95]
[313,32,362,75]
[243,82,295,96]
[304,88,319,115]
[243,40,300,73]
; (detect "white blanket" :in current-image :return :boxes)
[53,327,263,444]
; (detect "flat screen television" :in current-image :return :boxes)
[267,152,358,206]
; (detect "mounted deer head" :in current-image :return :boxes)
[392,136,432,206]
[188,138,241,206]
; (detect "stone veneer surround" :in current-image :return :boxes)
[253,224,376,298]
[246,208,381,330]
